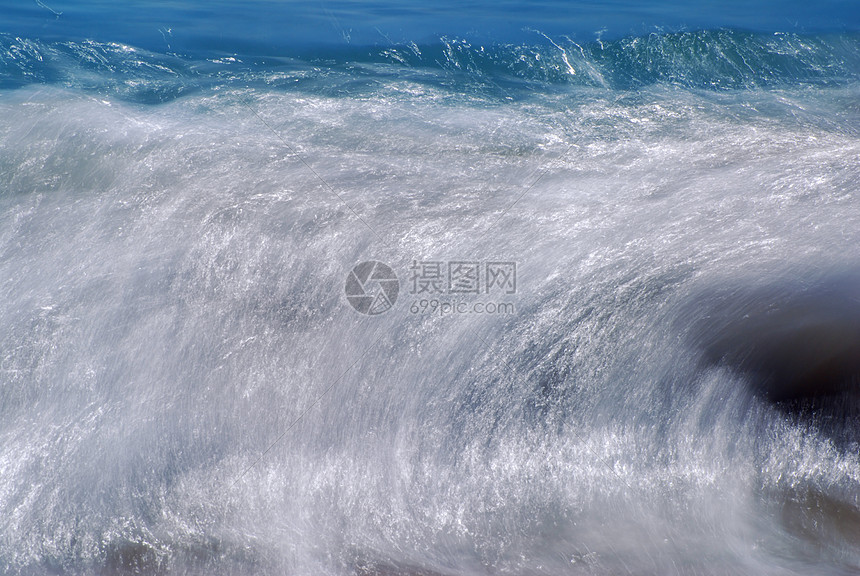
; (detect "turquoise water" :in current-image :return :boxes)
[3,0,860,98]
[1,2,860,575]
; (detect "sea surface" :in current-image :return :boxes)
[1,1,859,575]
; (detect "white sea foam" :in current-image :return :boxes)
[1,81,859,574]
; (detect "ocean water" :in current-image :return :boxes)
[1,1,860,575]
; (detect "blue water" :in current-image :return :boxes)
[2,1,860,575]
[5,0,860,51]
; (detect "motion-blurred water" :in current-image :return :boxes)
[1,1,859,574]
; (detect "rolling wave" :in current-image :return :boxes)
[1,20,859,576]
[2,29,860,102]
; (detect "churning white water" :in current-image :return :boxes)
[1,52,859,574]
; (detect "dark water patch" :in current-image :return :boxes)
[686,272,860,422]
